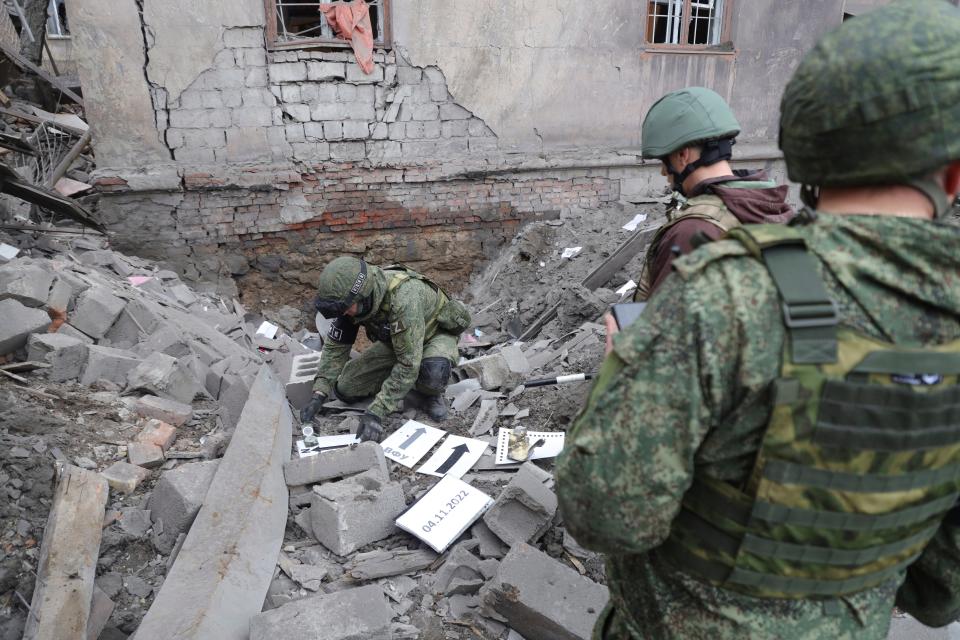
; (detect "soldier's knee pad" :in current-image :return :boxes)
[416,357,451,395]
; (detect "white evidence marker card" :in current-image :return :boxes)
[494,428,566,465]
[395,474,495,553]
[380,420,446,468]
[296,434,361,458]
[417,435,489,479]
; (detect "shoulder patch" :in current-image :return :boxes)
[390,318,407,334]
[672,239,751,279]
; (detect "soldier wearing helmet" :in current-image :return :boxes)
[558,1,960,638]
[634,86,793,301]
[300,257,471,442]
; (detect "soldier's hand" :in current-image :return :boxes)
[357,411,384,443]
[603,312,619,356]
[300,392,328,423]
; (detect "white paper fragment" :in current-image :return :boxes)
[622,213,648,231]
[380,420,446,468]
[296,434,361,458]
[561,247,583,259]
[256,321,279,339]
[494,428,565,465]
[395,475,494,553]
[417,435,489,479]
[616,280,637,297]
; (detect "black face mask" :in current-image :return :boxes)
[354,293,374,318]
[315,297,348,319]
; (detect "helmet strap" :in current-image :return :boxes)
[667,138,736,197]
[907,176,951,219]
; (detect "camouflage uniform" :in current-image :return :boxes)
[312,261,469,419]
[556,214,960,639]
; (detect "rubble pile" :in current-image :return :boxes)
[0,194,664,639]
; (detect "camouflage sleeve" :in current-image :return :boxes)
[555,264,746,554]
[312,317,357,396]
[366,287,426,418]
[895,507,960,626]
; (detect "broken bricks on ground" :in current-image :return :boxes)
[0,214,621,639]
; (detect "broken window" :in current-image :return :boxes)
[46,0,68,38]
[267,0,389,49]
[646,0,730,47]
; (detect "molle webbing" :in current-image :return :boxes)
[663,224,960,599]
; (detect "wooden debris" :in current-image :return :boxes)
[0,42,84,106]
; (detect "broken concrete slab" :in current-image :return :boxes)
[126,352,200,404]
[471,399,499,436]
[483,462,557,546]
[147,459,220,553]
[480,542,608,640]
[101,461,150,494]
[286,352,322,410]
[429,542,486,596]
[127,441,164,468]
[57,323,94,344]
[284,442,388,487]
[310,468,406,556]
[458,353,512,390]
[471,520,507,559]
[80,345,141,387]
[70,286,126,339]
[27,333,88,382]
[133,395,193,426]
[86,584,115,640]
[249,584,396,640]
[136,366,291,640]
[22,465,108,640]
[347,548,438,581]
[0,298,50,355]
[0,261,54,307]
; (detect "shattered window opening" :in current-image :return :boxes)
[268,0,389,49]
[646,0,730,48]
[46,0,68,38]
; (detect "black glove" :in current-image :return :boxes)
[299,392,327,423]
[357,411,384,443]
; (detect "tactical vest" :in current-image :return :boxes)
[635,195,741,301]
[367,265,470,342]
[661,224,960,599]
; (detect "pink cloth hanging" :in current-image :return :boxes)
[319,2,375,74]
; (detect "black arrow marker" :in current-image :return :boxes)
[435,444,470,474]
[400,427,426,450]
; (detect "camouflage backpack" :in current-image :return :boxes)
[662,223,960,598]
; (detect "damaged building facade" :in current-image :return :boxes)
[68,0,856,301]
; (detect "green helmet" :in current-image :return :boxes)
[314,256,375,319]
[780,0,960,193]
[641,87,741,159]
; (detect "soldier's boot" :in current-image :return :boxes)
[416,357,452,421]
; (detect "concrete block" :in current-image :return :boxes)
[101,461,151,494]
[26,333,87,382]
[323,120,343,140]
[284,442,388,486]
[80,345,141,387]
[45,276,75,312]
[310,468,405,556]
[430,543,485,596]
[133,395,193,426]
[0,298,49,355]
[232,106,273,127]
[136,419,177,451]
[483,462,557,546]
[126,352,200,404]
[440,103,472,120]
[500,345,530,376]
[148,460,220,553]
[341,120,370,140]
[346,548,438,581]
[269,62,307,82]
[103,299,161,348]
[136,367,291,639]
[57,323,93,344]
[0,262,53,306]
[282,103,311,122]
[71,286,126,339]
[307,61,345,81]
[346,63,384,83]
[458,353,513,390]
[128,441,164,469]
[396,66,421,84]
[480,543,608,640]
[249,584,394,639]
[285,352,322,410]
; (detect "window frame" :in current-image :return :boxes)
[643,0,734,53]
[264,0,392,51]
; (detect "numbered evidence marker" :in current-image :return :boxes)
[380,419,446,468]
[396,474,494,553]
[296,434,360,458]
[494,428,566,465]
[417,435,489,479]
